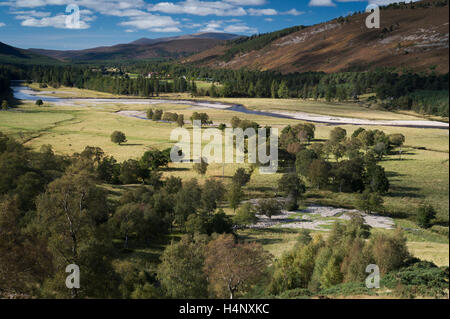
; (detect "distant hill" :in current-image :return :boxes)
[0,41,59,64]
[29,32,241,62]
[183,0,449,74]
[131,32,241,45]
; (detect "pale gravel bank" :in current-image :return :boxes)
[247,200,395,231]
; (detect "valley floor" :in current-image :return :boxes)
[1,86,448,272]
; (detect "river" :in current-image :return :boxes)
[12,85,449,129]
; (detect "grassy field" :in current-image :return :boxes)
[1,86,448,267]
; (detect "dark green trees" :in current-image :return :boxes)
[232,167,252,187]
[193,157,209,176]
[111,131,127,145]
[278,173,306,210]
[157,235,209,299]
[256,198,282,220]
[416,204,436,229]
[35,168,119,298]
[1,100,8,110]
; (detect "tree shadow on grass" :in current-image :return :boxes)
[239,228,298,245]
[380,210,409,219]
[251,238,284,246]
[212,175,232,179]
[385,171,404,178]
[389,185,424,198]
[241,228,299,236]
[127,250,161,264]
[238,232,285,246]
[105,188,123,197]
[161,167,190,172]
[246,186,274,193]
[385,158,414,162]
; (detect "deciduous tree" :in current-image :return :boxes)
[204,234,272,299]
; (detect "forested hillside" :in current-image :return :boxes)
[0,42,59,65]
[3,63,448,117]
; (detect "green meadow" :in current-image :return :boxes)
[1,86,448,267]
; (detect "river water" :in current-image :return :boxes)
[12,85,449,129]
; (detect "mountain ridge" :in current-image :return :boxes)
[130,32,241,45]
[27,32,241,62]
[0,41,60,64]
[183,0,449,74]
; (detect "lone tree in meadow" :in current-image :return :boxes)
[111,131,127,145]
[35,99,43,106]
[388,134,406,148]
[1,100,8,110]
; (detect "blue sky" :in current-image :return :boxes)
[0,0,405,50]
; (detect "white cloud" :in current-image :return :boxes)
[150,27,182,32]
[224,24,257,34]
[283,9,305,16]
[0,22,5,27]
[185,22,202,28]
[21,14,91,29]
[198,19,256,34]
[248,8,277,16]
[119,14,181,32]
[13,5,96,29]
[224,0,266,5]
[1,0,269,33]
[264,18,273,22]
[368,0,416,5]
[2,0,186,32]
[308,0,336,6]
[106,9,149,17]
[7,1,148,17]
[199,19,258,34]
[11,10,52,18]
[148,0,247,16]
[200,20,224,32]
[226,18,241,23]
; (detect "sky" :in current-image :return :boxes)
[0,0,409,50]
